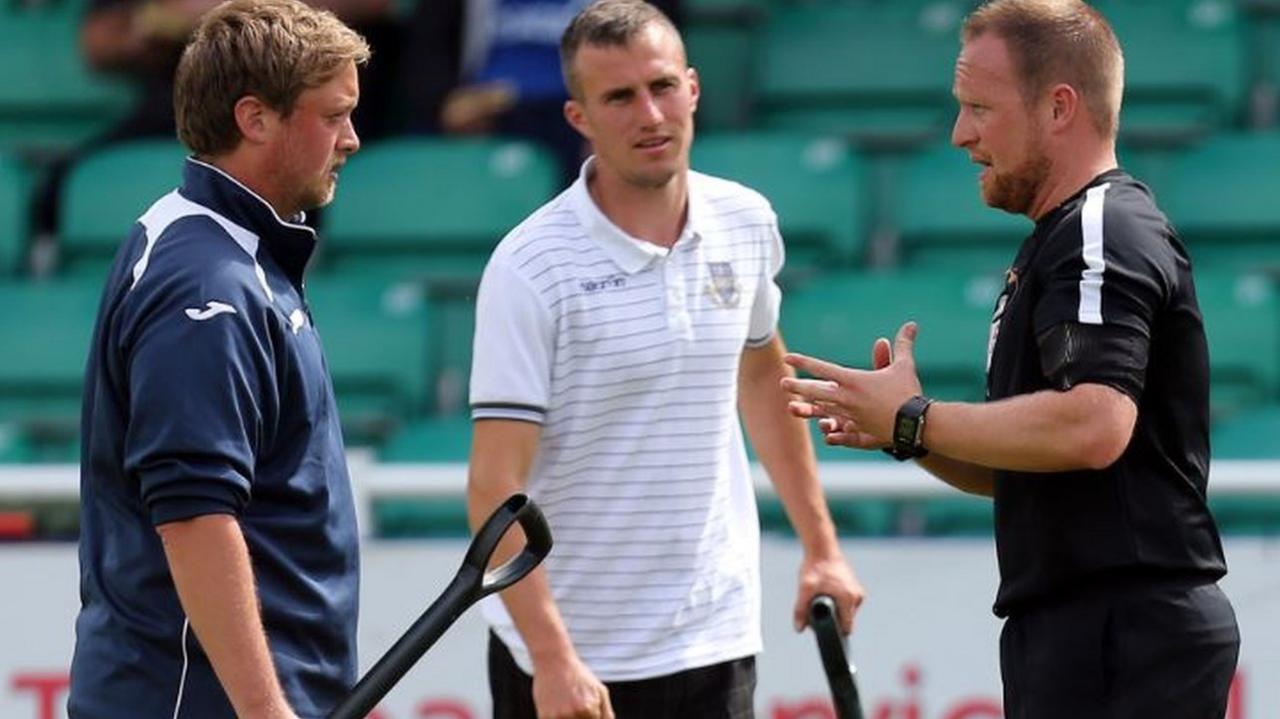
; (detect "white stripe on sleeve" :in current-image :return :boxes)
[1078,182,1111,325]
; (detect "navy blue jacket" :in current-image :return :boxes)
[70,158,359,718]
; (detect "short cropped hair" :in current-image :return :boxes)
[174,0,370,157]
[559,0,683,99]
[964,0,1124,138]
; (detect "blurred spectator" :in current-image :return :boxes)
[398,0,683,185]
[29,0,400,256]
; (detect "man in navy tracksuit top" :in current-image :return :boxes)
[70,2,370,717]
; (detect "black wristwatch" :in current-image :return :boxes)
[883,395,934,461]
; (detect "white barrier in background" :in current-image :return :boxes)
[1,536,1275,719]
[1,460,1275,717]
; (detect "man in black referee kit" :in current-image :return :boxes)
[782,1,1240,717]
[69,1,369,717]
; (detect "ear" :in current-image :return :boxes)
[233,95,276,146]
[687,66,700,114]
[1047,83,1079,133]
[563,98,593,141]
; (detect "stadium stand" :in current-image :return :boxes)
[305,274,434,445]
[0,154,29,276]
[321,137,561,285]
[753,0,965,147]
[0,0,134,155]
[58,139,187,275]
[2,0,1280,542]
[692,132,869,283]
[1098,0,1246,145]
[1157,131,1280,269]
[1197,269,1280,418]
[0,276,101,461]
[683,0,769,130]
[895,140,1032,269]
[780,268,1003,403]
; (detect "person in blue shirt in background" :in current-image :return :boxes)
[70,1,369,717]
[399,0,682,184]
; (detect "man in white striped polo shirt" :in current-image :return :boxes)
[466,2,864,717]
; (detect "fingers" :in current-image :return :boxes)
[792,592,810,632]
[780,377,844,405]
[783,352,856,383]
[599,688,614,719]
[872,336,891,370]
[893,321,918,366]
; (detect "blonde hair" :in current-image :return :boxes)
[964,0,1124,138]
[175,0,370,156]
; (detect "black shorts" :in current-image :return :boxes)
[1000,579,1239,719]
[488,632,756,719]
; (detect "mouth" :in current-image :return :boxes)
[635,136,673,153]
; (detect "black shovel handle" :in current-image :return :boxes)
[328,494,552,719]
[809,595,865,719]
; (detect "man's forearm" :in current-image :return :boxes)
[924,384,1136,473]
[467,420,579,670]
[740,338,839,558]
[157,514,294,719]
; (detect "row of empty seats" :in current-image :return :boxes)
[0,0,1273,158]
[2,264,1277,462]
[4,130,1280,280]
[688,0,1266,144]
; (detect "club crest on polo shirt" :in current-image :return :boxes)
[704,261,741,308]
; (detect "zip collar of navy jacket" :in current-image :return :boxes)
[179,156,317,289]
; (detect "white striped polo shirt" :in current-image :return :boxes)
[470,158,785,681]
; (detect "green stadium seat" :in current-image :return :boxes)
[1196,270,1280,417]
[0,1,135,153]
[692,133,868,281]
[1208,494,1280,535]
[372,495,469,538]
[759,496,900,537]
[1157,132,1280,270]
[321,138,561,288]
[0,423,36,463]
[378,414,474,463]
[0,154,30,276]
[0,277,101,452]
[1096,0,1246,144]
[1211,405,1280,459]
[896,141,1032,269]
[684,0,769,130]
[903,495,993,537]
[754,1,964,147]
[305,275,434,446]
[59,139,188,275]
[781,268,1002,402]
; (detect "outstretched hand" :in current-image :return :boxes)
[781,322,924,449]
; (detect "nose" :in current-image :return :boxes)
[637,90,664,126]
[340,116,361,155]
[951,107,975,149]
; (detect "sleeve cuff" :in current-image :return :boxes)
[471,402,546,424]
[150,495,242,527]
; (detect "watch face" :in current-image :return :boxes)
[896,416,914,442]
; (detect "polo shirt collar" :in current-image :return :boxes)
[568,157,707,274]
[179,157,318,288]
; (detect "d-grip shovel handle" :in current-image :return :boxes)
[328,494,552,719]
[809,595,865,719]
[466,492,553,596]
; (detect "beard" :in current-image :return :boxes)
[296,172,337,212]
[982,139,1051,216]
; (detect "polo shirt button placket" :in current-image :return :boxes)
[664,257,692,339]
